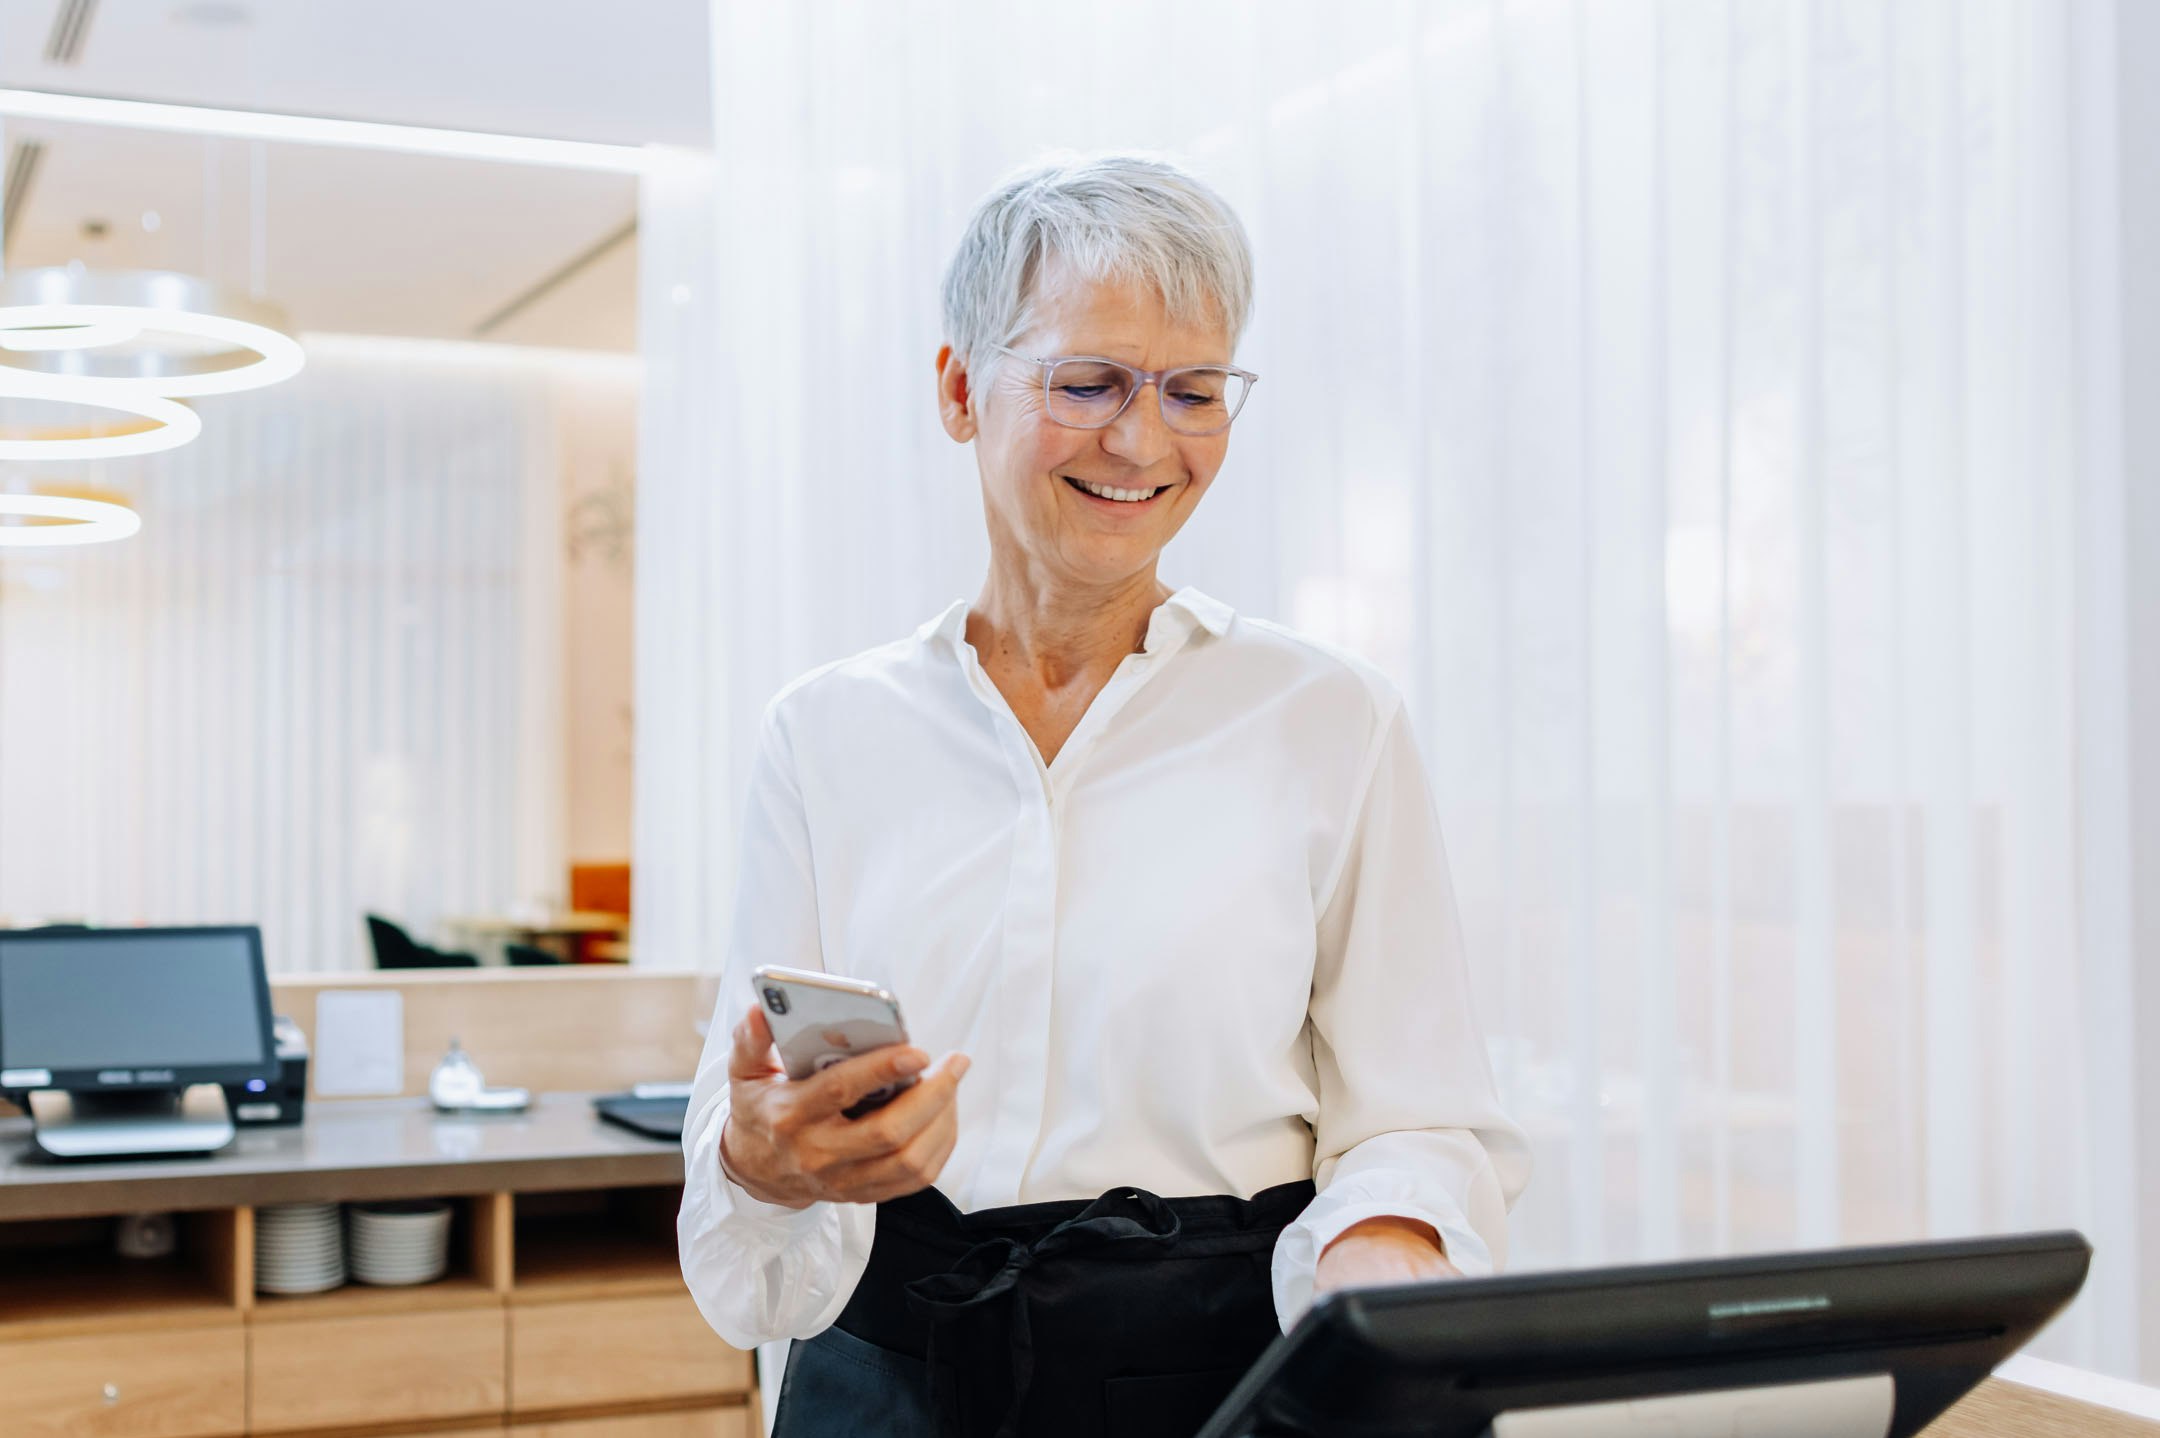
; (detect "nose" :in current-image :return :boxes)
[1099,380,1175,468]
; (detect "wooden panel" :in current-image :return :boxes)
[474,1190,517,1293]
[0,1323,244,1438]
[185,1206,250,1312]
[270,970,714,1099]
[248,1307,506,1432]
[1929,1378,2160,1436]
[509,1293,751,1414]
[249,1275,501,1325]
[511,1409,748,1438]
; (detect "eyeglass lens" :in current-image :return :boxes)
[1045,360,1249,435]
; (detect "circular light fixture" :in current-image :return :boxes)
[0,268,304,398]
[0,320,143,352]
[0,366,203,460]
[0,493,142,547]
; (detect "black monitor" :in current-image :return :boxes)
[1197,1230,2091,1438]
[0,925,277,1098]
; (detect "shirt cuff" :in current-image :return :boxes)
[694,1101,829,1234]
[1270,1174,1493,1330]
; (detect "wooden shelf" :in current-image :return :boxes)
[511,1220,683,1302]
[0,1208,244,1339]
[251,1272,500,1323]
[0,1244,236,1340]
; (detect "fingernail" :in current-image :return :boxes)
[951,1055,972,1080]
[896,1050,929,1076]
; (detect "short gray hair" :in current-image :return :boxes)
[940,152,1254,370]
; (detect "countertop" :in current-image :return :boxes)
[0,1092,685,1221]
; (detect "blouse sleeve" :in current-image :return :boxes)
[677,703,878,1349]
[1269,696,1533,1328]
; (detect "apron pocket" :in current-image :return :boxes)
[1102,1367,1246,1438]
[774,1326,936,1438]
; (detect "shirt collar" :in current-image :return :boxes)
[918,586,1235,658]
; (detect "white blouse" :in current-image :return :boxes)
[678,587,1530,1351]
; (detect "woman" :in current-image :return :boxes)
[679,153,1529,1438]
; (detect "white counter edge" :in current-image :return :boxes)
[1997,1353,2160,1421]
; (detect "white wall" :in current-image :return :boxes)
[559,367,639,864]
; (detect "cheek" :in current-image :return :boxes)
[1026,425,1094,479]
[1177,439,1230,493]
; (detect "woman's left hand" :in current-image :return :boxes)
[1313,1216,1462,1296]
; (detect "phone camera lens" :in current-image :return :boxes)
[762,987,789,1015]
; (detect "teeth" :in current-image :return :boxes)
[1074,478,1157,503]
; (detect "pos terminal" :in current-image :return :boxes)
[0,925,279,1159]
[1197,1229,2090,1438]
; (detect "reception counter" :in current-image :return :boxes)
[0,968,748,1438]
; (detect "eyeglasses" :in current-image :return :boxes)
[992,346,1258,436]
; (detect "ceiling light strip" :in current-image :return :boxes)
[0,88,649,173]
[473,216,637,336]
[45,0,99,65]
[3,138,44,250]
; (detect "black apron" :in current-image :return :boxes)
[772,1180,1315,1438]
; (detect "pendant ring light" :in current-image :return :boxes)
[0,492,143,547]
[0,363,204,460]
[0,268,304,397]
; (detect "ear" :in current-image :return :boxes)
[936,345,978,443]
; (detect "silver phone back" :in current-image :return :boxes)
[752,967,909,1082]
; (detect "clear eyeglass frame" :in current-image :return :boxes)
[991,345,1259,436]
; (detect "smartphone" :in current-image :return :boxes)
[750,965,915,1119]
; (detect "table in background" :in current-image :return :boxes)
[442,912,628,965]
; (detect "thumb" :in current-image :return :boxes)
[728,1005,782,1081]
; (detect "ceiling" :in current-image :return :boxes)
[0,0,711,349]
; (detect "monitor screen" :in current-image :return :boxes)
[0,927,274,1087]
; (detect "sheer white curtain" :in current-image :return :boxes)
[0,336,601,973]
[638,0,2143,1379]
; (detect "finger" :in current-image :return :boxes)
[828,1098,960,1202]
[795,1043,933,1121]
[728,1006,783,1081]
[807,1053,967,1157]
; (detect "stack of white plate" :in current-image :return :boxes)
[347,1200,452,1286]
[255,1202,345,1295]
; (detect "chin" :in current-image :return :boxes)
[1065,544,1166,586]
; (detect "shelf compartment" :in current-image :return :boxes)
[0,1209,244,1339]
[247,1192,504,1321]
[510,1184,684,1302]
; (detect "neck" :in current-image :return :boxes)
[968,562,1171,691]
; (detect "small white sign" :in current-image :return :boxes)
[312,990,405,1096]
[1,1068,52,1089]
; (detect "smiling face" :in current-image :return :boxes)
[937,260,1234,597]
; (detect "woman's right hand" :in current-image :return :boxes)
[718,1005,970,1209]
